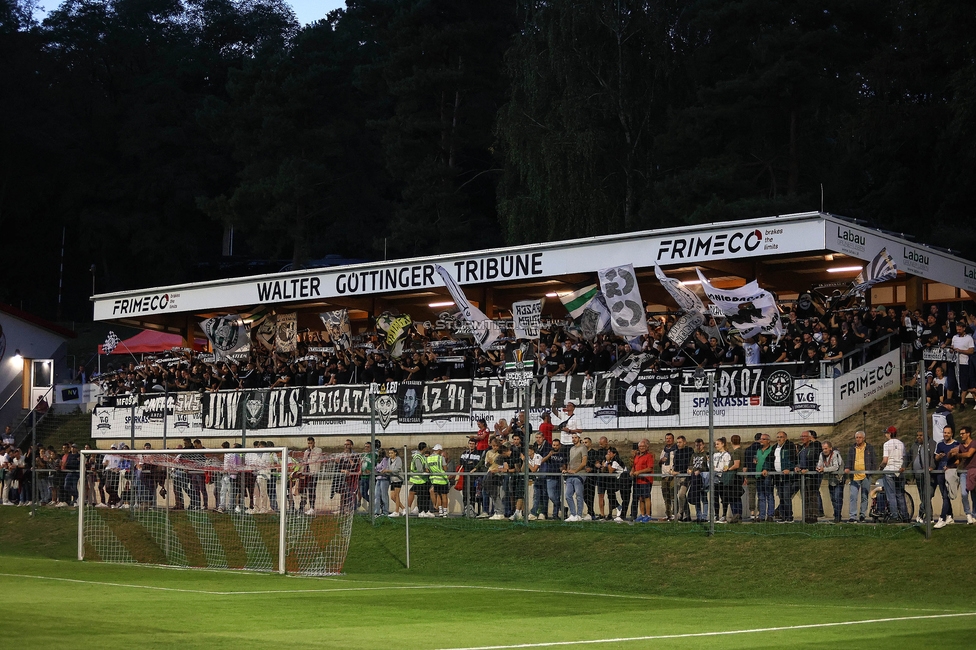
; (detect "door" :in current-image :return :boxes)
[30,358,54,407]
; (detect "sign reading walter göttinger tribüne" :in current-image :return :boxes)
[92,363,850,438]
[97,220,829,320]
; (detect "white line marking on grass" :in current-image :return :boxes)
[437,612,976,650]
[0,572,217,594]
[0,571,961,616]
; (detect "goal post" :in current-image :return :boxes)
[78,447,359,576]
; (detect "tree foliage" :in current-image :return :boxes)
[1,0,974,320]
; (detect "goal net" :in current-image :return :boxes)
[78,447,360,575]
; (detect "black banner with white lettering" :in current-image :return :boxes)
[421,380,471,421]
[617,371,681,417]
[304,385,372,422]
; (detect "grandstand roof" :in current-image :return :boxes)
[91,211,976,334]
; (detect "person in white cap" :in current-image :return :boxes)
[427,444,450,517]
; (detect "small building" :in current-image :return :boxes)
[0,303,76,431]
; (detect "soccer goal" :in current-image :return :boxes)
[78,447,359,575]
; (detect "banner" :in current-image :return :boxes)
[617,371,681,417]
[275,312,297,353]
[598,264,648,338]
[606,352,655,385]
[304,385,373,422]
[397,380,423,424]
[319,310,352,350]
[422,380,472,421]
[251,313,276,351]
[435,265,500,352]
[654,264,705,314]
[200,315,250,360]
[512,299,542,340]
[385,314,413,352]
[668,312,704,346]
[559,285,612,340]
[696,270,782,340]
[846,247,898,297]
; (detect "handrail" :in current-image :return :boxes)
[819,331,898,378]
[11,385,55,448]
[0,381,24,413]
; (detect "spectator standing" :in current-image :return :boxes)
[456,439,483,517]
[773,431,798,523]
[658,433,676,522]
[880,427,908,522]
[689,438,710,522]
[543,439,568,520]
[795,430,822,523]
[726,435,744,523]
[933,427,958,528]
[948,426,976,523]
[385,448,405,517]
[754,434,775,522]
[816,441,844,523]
[631,439,655,523]
[844,430,876,523]
[427,444,450,518]
[299,437,323,514]
[711,438,732,523]
[743,433,762,520]
[563,433,587,521]
[672,435,693,522]
[949,322,976,406]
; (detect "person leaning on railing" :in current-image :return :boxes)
[844,431,877,523]
[816,441,844,524]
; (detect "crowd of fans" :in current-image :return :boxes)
[90,299,976,398]
[9,423,972,529]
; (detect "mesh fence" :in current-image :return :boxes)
[69,341,976,546]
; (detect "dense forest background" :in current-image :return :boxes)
[2,0,974,321]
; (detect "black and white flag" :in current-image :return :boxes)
[435,265,500,352]
[276,312,297,353]
[319,310,352,350]
[845,248,897,297]
[696,270,782,340]
[654,264,705,314]
[200,315,250,360]
[103,331,121,354]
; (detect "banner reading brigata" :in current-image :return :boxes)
[92,357,903,438]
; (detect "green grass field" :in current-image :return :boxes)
[1,508,973,649]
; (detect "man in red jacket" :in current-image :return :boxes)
[631,439,655,523]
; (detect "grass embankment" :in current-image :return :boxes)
[2,507,973,607]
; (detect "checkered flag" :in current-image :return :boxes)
[103,331,121,354]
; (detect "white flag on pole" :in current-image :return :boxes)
[696,269,782,340]
[597,264,648,338]
[435,265,500,352]
[654,264,705,314]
